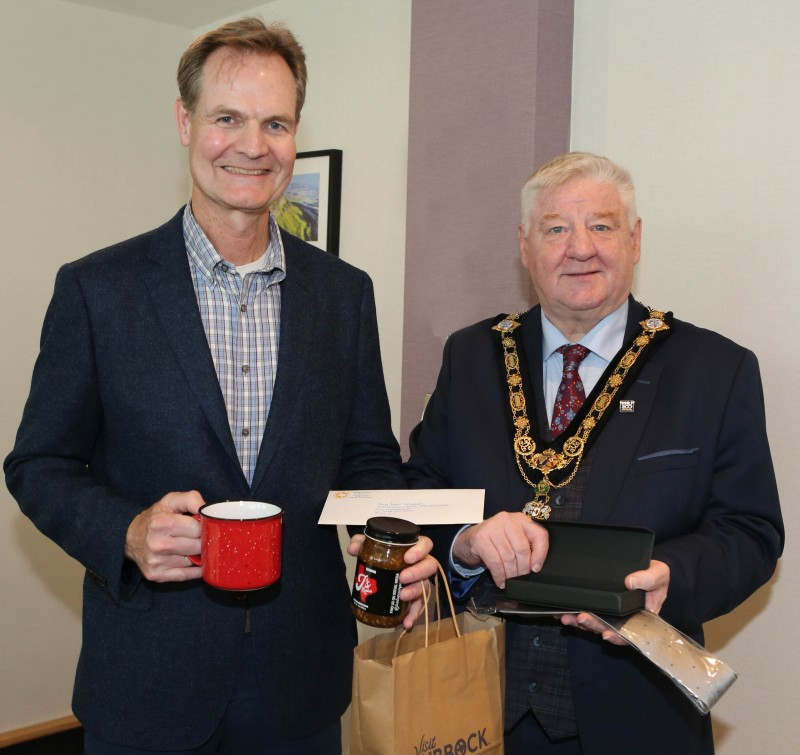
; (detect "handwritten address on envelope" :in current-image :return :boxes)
[318,489,485,526]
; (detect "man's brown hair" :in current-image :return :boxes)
[177,17,307,120]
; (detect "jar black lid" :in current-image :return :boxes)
[365,516,420,543]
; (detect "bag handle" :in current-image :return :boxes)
[394,557,461,657]
[425,557,460,641]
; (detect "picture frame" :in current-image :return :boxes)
[272,149,342,256]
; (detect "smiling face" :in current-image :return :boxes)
[519,178,642,341]
[175,48,298,227]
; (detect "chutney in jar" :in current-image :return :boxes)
[351,516,420,627]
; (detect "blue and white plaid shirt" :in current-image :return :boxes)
[183,204,286,485]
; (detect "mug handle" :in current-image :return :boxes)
[187,513,202,566]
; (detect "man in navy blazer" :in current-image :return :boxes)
[404,152,783,755]
[5,18,434,754]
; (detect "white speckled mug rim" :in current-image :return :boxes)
[200,500,282,521]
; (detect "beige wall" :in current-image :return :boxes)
[572,1,800,751]
[0,0,190,734]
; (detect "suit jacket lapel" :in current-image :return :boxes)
[520,307,551,438]
[142,211,243,477]
[584,299,661,522]
[250,234,316,494]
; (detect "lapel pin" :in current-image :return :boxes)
[619,400,635,413]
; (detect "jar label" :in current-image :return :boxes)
[352,559,403,617]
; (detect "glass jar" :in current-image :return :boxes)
[351,516,420,627]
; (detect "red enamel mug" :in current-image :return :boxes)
[189,500,283,590]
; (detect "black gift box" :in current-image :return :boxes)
[504,522,654,616]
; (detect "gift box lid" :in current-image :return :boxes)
[504,521,654,616]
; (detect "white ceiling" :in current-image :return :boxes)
[57,0,272,29]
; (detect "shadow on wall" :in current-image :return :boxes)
[703,567,781,750]
[703,566,780,653]
[14,514,83,621]
[3,727,83,754]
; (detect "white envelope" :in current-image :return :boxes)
[318,488,485,526]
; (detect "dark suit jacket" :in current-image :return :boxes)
[5,209,405,750]
[404,299,783,755]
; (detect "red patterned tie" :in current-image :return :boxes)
[550,344,590,438]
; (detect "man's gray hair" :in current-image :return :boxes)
[520,152,638,233]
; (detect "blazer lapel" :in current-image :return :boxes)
[519,307,551,438]
[584,299,661,522]
[249,236,316,494]
[142,212,243,477]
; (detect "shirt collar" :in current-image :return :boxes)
[541,299,629,362]
[182,203,286,283]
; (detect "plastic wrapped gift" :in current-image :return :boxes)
[468,580,737,715]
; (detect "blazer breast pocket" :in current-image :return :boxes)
[634,447,701,475]
[631,448,703,531]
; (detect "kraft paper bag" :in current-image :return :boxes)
[350,561,505,755]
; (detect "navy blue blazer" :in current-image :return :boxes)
[405,299,784,755]
[5,209,405,749]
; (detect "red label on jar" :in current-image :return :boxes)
[352,559,403,617]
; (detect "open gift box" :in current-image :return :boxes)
[504,521,654,616]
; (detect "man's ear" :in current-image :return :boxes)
[175,98,191,147]
[518,225,531,270]
[631,217,642,264]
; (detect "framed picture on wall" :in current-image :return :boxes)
[272,149,343,256]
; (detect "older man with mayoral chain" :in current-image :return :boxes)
[404,152,784,755]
